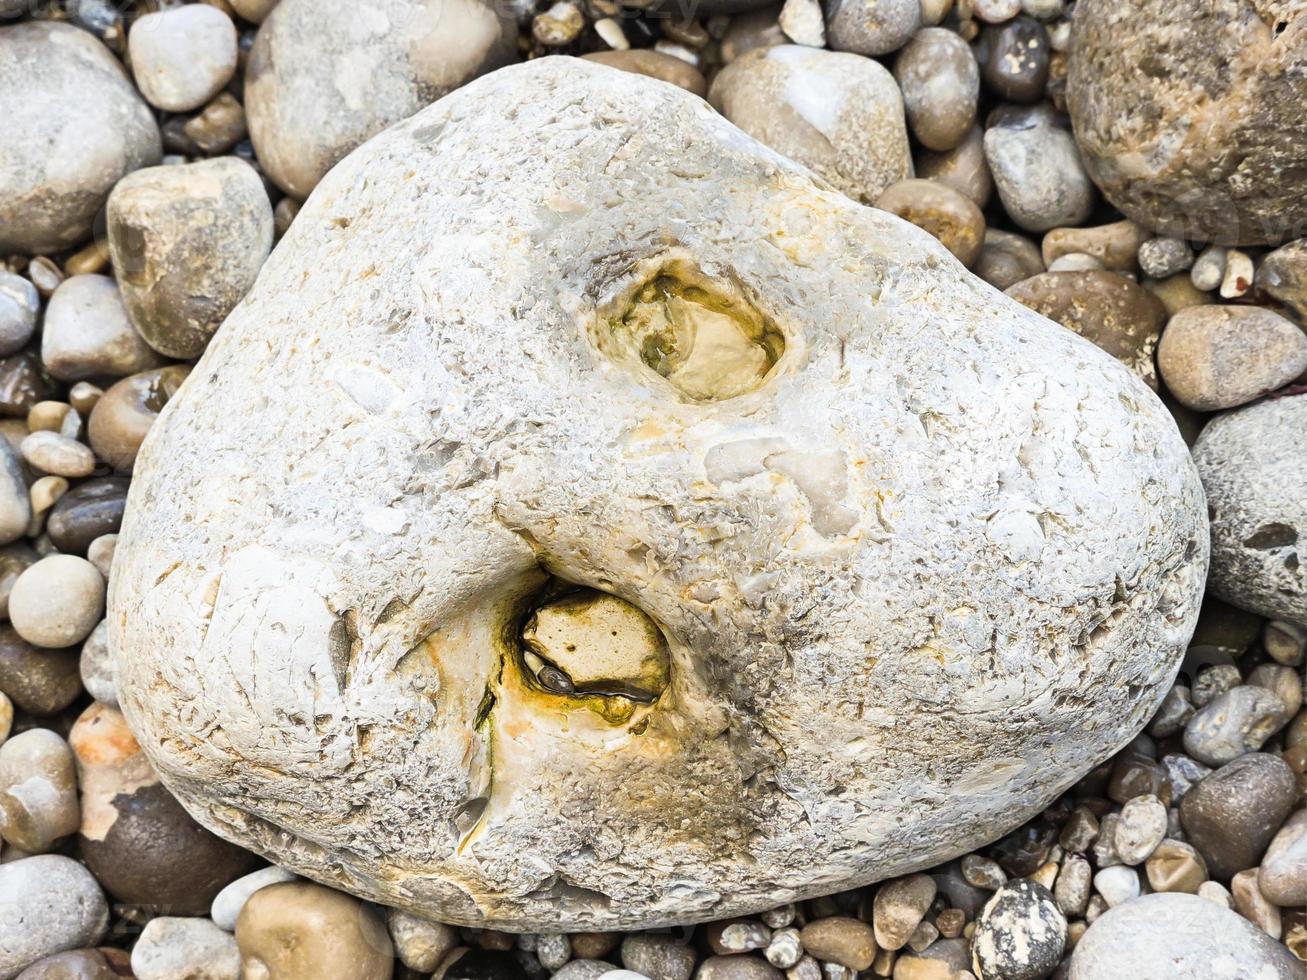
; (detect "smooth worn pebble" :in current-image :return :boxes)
[46,478,129,558]
[0,625,81,717]
[13,948,119,980]
[1113,794,1167,866]
[823,0,919,55]
[1144,838,1207,895]
[0,855,109,979]
[8,556,104,650]
[0,273,38,358]
[1232,868,1283,939]
[0,441,30,548]
[1158,305,1307,411]
[1179,752,1296,881]
[129,5,237,112]
[20,432,96,480]
[1041,221,1146,272]
[210,865,299,932]
[709,46,911,205]
[694,956,783,980]
[984,104,1093,231]
[1068,893,1304,979]
[40,276,162,383]
[1259,809,1307,907]
[236,881,392,980]
[130,917,241,980]
[1092,865,1139,908]
[88,366,191,474]
[893,28,978,151]
[1183,686,1287,767]
[800,916,879,969]
[970,879,1066,980]
[0,729,78,854]
[981,17,1049,103]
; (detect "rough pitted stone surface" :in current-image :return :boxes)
[245,0,516,198]
[1193,395,1307,627]
[1068,0,1307,245]
[0,22,161,255]
[112,59,1208,931]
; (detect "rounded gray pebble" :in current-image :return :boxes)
[824,0,919,56]
[1068,892,1304,979]
[0,855,109,978]
[1182,685,1287,767]
[984,104,1093,232]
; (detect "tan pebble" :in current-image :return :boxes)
[88,365,191,473]
[582,50,707,97]
[20,431,96,479]
[873,874,936,952]
[8,554,105,649]
[184,92,248,155]
[1046,251,1102,272]
[1232,868,1282,939]
[30,476,70,517]
[875,179,985,267]
[1041,220,1147,271]
[1265,621,1307,667]
[0,692,10,745]
[799,916,878,970]
[68,382,104,419]
[26,402,73,434]
[1157,304,1307,411]
[1145,838,1207,894]
[1143,273,1212,317]
[0,727,80,853]
[236,881,393,980]
[64,239,112,277]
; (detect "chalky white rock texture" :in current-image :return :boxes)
[113,59,1207,930]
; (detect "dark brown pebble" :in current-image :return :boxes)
[46,477,130,557]
[982,16,1050,103]
[0,624,82,716]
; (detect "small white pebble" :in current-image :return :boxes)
[1219,248,1254,298]
[595,18,629,49]
[1094,865,1141,908]
[1190,244,1228,291]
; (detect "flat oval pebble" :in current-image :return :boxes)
[0,22,161,254]
[0,855,109,979]
[1183,685,1286,767]
[1194,395,1307,626]
[798,916,878,969]
[893,28,979,151]
[710,45,912,205]
[112,58,1206,930]
[1068,892,1305,979]
[1158,306,1307,411]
